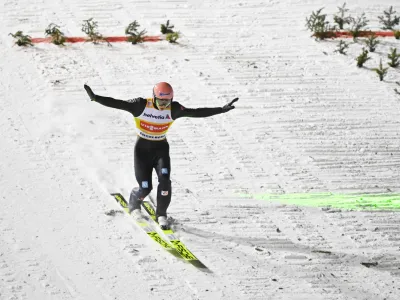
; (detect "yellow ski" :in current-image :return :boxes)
[111,193,179,256]
[141,199,209,270]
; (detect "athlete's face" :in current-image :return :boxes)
[155,97,172,110]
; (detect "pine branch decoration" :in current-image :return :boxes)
[9,31,33,46]
[387,48,400,68]
[364,34,379,52]
[81,18,111,46]
[333,3,352,30]
[125,21,147,44]
[161,20,175,34]
[334,40,349,55]
[372,59,389,81]
[356,48,370,67]
[378,6,400,30]
[44,23,66,45]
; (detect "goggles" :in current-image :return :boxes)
[154,97,172,107]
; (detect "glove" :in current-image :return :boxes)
[84,84,96,101]
[222,97,238,112]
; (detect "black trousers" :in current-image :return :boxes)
[129,137,172,217]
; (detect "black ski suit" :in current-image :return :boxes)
[93,94,227,217]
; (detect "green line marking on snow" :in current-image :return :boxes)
[240,192,400,211]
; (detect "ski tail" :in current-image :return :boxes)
[112,192,130,213]
[141,199,209,270]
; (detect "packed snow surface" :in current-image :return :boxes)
[1,0,400,299]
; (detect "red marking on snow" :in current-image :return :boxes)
[326,31,396,38]
[30,36,162,43]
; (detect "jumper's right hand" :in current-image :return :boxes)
[84,84,96,101]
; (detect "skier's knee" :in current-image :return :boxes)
[131,185,151,200]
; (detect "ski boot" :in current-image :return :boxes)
[128,192,142,214]
[157,216,169,230]
[131,208,145,220]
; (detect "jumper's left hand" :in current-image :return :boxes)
[84,84,96,101]
[222,97,238,112]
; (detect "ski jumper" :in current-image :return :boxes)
[93,95,224,217]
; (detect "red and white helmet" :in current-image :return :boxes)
[153,82,173,109]
[153,82,173,99]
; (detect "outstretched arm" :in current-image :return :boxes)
[172,98,238,120]
[83,84,146,116]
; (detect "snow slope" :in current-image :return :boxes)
[1,0,400,299]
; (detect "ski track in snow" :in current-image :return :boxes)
[1,0,400,299]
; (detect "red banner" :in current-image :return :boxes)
[321,31,396,38]
[31,36,162,43]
